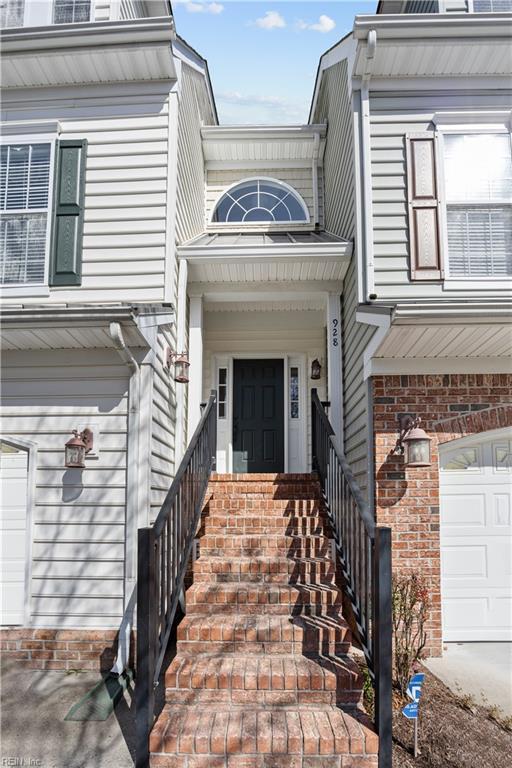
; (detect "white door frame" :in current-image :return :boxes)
[0,435,37,627]
[212,352,308,473]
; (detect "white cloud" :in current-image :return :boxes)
[297,14,336,33]
[179,1,224,14]
[253,10,286,30]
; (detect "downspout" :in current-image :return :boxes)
[109,321,140,676]
[312,131,320,228]
[360,29,377,300]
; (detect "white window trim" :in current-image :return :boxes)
[21,0,95,27]
[435,116,512,282]
[0,132,57,296]
[209,176,311,228]
[437,0,512,12]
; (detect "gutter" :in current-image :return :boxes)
[353,12,512,39]
[0,16,177,52]
[108,322,141,676]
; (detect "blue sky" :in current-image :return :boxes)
[173,1,378,124]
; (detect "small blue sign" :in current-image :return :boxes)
[402,701,419,719]
[406,672,425,703]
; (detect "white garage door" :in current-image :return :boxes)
[0,443,29,625]
[440,429,512,641]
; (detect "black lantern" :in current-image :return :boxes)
[65,428,93,468]
[397,415,432,468]
[310,359,322,380]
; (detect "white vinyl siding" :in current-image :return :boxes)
[1,84,173,304]
[150,326,177,523]
[443,133,512,278]
[0,142,51,285]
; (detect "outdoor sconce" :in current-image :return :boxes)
[167,350,190,384]
[65,428,94,468]
[310,359,322,380]
[396,415,432,468]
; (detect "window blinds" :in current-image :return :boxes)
[53,0,91,24]
[0,0,24,28]
[444,133,512,277]
[0,143,51,285]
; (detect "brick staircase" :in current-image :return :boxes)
[149,473,378,768]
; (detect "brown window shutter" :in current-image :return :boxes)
[406,132,444,281]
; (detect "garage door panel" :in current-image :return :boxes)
[0,450,29,625]
[440,431,512,642]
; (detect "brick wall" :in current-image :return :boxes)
[372,373,512,656]
[0,628,123,671]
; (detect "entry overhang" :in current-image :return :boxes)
[178,231,352,286]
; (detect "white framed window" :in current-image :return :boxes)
[53,0,91,24]
[438,0,512,11]
[0,0,24,27]
[441,131,512,278]
[218,367,228,419]
[211,177,310,225]
[289,366,299,419]
[0,139,54,287]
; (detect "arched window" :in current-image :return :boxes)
[212,178,309,224]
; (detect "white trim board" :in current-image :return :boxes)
[368,357,512,376]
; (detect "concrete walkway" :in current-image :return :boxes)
[425,642,512,715]
[0,658,135,768]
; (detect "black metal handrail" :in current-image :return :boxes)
[136,390,217,768]
[311,389,392,768]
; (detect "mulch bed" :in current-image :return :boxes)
[392,667,511,768]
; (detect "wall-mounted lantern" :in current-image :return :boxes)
[396,414,432,468]
[167,349,190,384]
[310,359,322,380]
[65,428,94,468]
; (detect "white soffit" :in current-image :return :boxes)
[374,323,512,360]
[201,125,326,167]
[0,18,177,88]
[178,230,352,285]
[353,13,512,78]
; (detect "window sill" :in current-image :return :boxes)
[0,284,50,299]
[443,277,512,290]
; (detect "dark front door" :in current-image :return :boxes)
[233,359,284,473]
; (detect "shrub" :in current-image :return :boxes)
[392,571,429,696]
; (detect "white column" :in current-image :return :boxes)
[326,293,344,442]
[175,258,188,461]
[187,294,203,437]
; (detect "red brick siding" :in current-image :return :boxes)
[0,628,132,671]
[372,373,512,656]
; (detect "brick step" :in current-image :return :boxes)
[176,614,351,656]
[149,704,378,766]
[186,582,343,615]
[206,498,326,513]
[200,534,333,559]
[207,476,322,501]
[165,653,362,706]
[201,515,330,535]
[193,556,337,585]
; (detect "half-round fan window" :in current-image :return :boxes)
[212,178,309,224]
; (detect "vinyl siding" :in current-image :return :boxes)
[176,64,216,245]
[314,59,355,240]
[370,90,512,301]
[312,57,374,498]
[205,168,323,229]
[0,348,129,628]
[1,83,173,305]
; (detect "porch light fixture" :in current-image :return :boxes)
[310,359,322,380]
[167,350,190,384]
[396,415,432,468]
[65,428,93,468]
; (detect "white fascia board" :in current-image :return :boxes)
[369,357,512,376]
[201,125,327,141]
[357,76,512,91]
[178,242,352,262]
[353,12,512,40]
[0,17,177,53]
[189,282,343,303]
[392,304,512,324]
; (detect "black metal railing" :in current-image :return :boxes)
[311,389,392,768]
[135,391,217,768]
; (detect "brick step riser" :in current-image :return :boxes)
[164,689,361,707]
[193,573,337,585]
[208,493,322,502]
[193,561,336,582]
[201,521,330,536]
[200,546,333,559]
[206,500,325,512]
[151,756,377,768]
[186,603,343,616]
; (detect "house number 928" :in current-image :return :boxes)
[331,318,339,347]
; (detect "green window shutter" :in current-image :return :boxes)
[49,139,87,286]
